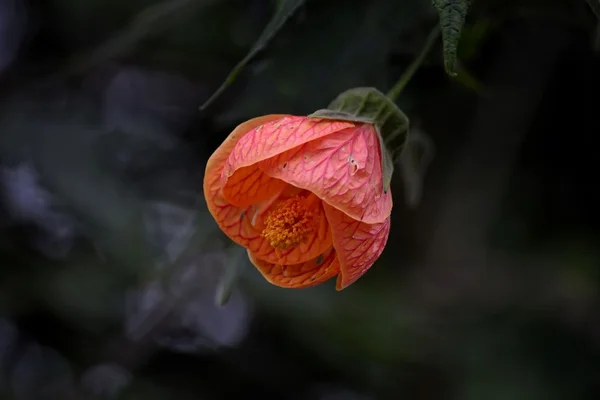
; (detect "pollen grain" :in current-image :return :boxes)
[261,196,315,250]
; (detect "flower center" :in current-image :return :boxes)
[261,196,315,250]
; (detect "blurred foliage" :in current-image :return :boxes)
[585,0,600,20]
[0,0,599,399]
[200,0,306,110]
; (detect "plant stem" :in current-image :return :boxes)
[386,25,441,102]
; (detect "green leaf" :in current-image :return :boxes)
[586,0,600,21]
[309,87,410,194]
[432,0,473,76]
[200,0,306,110]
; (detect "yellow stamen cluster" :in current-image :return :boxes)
[261,196,315,250]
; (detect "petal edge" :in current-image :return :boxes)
[248,247,340,289]
[322,203,390,290]
[203,114,287,247]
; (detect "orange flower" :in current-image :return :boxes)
[203,115,392,290]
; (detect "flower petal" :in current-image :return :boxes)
[222,116,354,180]
[322,203,391,290]
[258,123,392,224]
[221,164,288,207]
[203,114,286,247]
[249,195,332,265]
[221,116,352,207]
[248,247,340,289]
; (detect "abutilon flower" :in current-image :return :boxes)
[203,114,392,290]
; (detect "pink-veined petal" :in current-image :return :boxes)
[322,203,390,290]
[204,115,286,247]
[222,116,354,182]
[248,247,340,289]
[258,123,392,224]
[221,164,288,207]
[220,116,352,208]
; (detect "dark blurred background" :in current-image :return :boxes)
[0,0,599,399]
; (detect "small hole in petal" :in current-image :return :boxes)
[347,155,359,175]
[316,254,323,264]
[282,162,288,169]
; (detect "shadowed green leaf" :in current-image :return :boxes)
[586,0,600,20]
[432,0,473,76]
[200,0,306,110]
[309,87,410,194]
